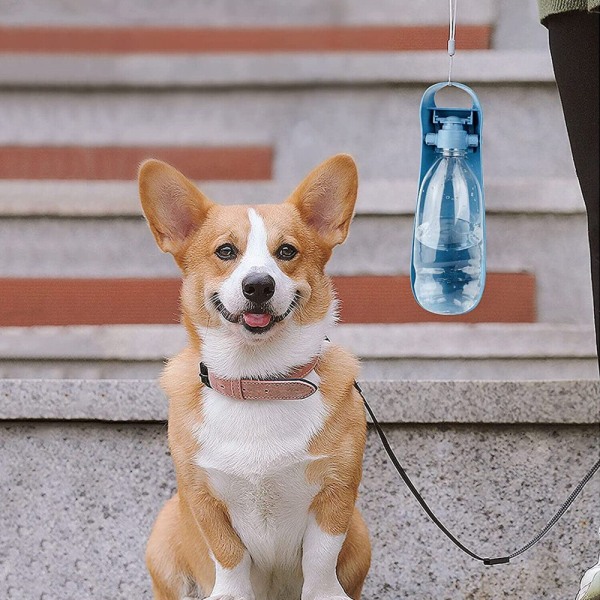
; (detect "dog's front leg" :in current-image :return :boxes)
[185,489,255,600]
[209,551,254,600]
[301,488,355,600]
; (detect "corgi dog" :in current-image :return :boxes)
[139,154,371,600]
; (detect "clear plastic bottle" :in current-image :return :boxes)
[412,137,485,315]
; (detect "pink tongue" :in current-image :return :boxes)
[243,313,272,328]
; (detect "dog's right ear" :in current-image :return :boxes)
[138,159,213,257]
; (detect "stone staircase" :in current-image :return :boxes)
[1,1,597,381]
[0,4,599,599]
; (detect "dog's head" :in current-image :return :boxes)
[139,154,357,357]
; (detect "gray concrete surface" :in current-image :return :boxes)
[493,0,548,50]
[1,323,597,381]
[4,357,600,382]
[0,0,495,26]
[0,178,587,217]
[0,379,598,599]
[1,324,596,360]
[358,357,600,382]
[336,323,598,359]
[2,379,598,423]
[0,51,555,90]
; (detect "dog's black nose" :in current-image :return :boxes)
[242,273,275,304]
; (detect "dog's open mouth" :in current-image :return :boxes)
[242,312,272,329]
[211,293,299,334]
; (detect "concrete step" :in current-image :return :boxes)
[1,378,598,599]
[0,59,571,183]
[0,0,496,27]
[0,51,555,90]
[2,379,598,424]
[1,211,591,323]
[0,323,596,380]
[0,178,586,216]
[0,179,588,327]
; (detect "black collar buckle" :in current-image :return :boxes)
[199,362,211,388]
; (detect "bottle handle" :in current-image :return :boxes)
[420,81,483,114]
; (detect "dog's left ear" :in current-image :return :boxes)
[138,159,214,258]
[288,154,358,248]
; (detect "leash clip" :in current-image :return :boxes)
[199,362,212,388]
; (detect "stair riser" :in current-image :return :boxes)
[0,145,273,180]
[0,274,536,326]
[0,85,573,180]
[1,214,592,323]
[0,25,491,53]
[1,420,597,598]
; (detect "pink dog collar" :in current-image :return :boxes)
[199,359,319,401]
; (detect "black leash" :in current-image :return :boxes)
[354,380,600,566]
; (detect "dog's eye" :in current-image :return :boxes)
[276,244,298,261]
[215,244,238,261]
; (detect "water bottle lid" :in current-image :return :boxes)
[426,115,478,152]
[438,116,468,151]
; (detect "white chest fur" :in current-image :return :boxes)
[194,372,328,577]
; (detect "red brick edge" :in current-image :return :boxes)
[0,146,273,181]
[0,274,535,326]
[0,25,491,53]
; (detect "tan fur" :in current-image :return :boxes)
[308,345,366,536]
[140,155,370,599]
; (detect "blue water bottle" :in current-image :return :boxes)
[411,82,486,315]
